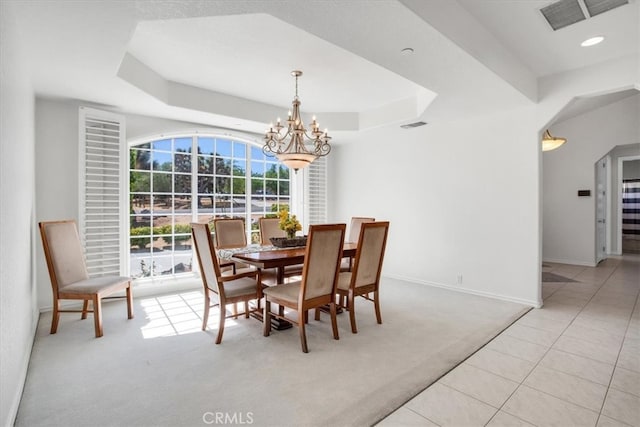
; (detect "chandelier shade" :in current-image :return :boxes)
[263,70,331,172]
[542,129,567,152]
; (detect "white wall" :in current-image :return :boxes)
[0,3,38,425]
[330,107,541,307]
[543,95,640,265]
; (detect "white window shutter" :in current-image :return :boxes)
[304,157,328,225]
[79,107,126,277]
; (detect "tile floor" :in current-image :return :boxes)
[379,255,640,427]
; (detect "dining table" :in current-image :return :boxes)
[230,242,357,284]
[225,242,357,329]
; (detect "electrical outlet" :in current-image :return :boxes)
[457,274,463,284]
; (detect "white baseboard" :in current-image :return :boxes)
[542,257,597,267]
[384,274,542,308]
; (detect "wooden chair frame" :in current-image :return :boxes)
[337,221,389,333]
[191,222,263,344]
[263,223,346,353]
[39,220,133,338]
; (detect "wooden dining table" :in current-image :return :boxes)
[231,242,357,284]
[230,242,357,330]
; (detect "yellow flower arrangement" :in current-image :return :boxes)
[278,209,302,239]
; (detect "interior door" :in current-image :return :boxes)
[596,157,607,264]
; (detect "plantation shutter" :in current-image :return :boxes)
[305,157,328,225]
[79,107,126,277]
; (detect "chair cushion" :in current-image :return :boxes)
[59,276,130,295]
[337,272,352,291]
[263,281,301,304]
[223,276,261,298]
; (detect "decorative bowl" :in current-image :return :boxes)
[270,236,308,248]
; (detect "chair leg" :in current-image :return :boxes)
[232,303,238,319]
[93,295,103,338]
[81,300,89,319]
[244,301,249,318]
[330,302,339,340]
[202,292,210,331]
[314,308,321,321]
[299,316,309,353]
[374,290,382,324]
[126,284,134,319]
[263,300,272,337]
[348,292,358,334]
[51,300,60,334]
[215,303,225,344]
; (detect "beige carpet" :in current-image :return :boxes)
[16,278,530,426]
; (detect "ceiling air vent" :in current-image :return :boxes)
[540,0,586,30]
[400,121,427,129]
[583,0,628,17]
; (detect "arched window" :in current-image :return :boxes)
[129,134,290,280]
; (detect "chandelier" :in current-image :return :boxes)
[263,70,331,171]
[542,129,567,152]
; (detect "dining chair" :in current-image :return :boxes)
[191,222,264,344]
[39,220,134,338]
[213,217,250,275]
[341,216,375,272]
[263,223,346,353]
[337,221,389,333]
[259,216,303,282]
[258,217,285,245]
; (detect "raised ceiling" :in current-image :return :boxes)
[5,0,638,134]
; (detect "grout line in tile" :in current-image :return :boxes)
[438,382,502,410]
[405,407,442,427]
[594,291,640,427]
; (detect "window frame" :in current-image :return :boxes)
[127,131,299,285]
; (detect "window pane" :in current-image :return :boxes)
[215,196,231,214]
[279,180,290,196]
[265,179,277,195]
[233,159,245,176]
[198,196,214,211]
[153,152,172,171]
[216,139,232,157]
[251,145,265,161]
[251,178,264,194]
[233,177,245,195]
[251,161,265,176]
[197,176,213,194]
[216,177,230,194]
[215,157,231,176]
[198,137,214,155]
[265,163,278,179]
[174,215,192,234]
[152,139,171,151]
[131,149,151,170]
[251,197,265,214]
[174,137,191,152]
[198,156,213,174]
[174,195,191,213]
[279,165,289,180]
[233,142,246,158]
[153,173,172,193]
[174,153,191,173]
[131,171,150,192]
[174,174,191,193]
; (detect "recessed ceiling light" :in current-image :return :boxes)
[581,36,604,47]
[401,47,414,55]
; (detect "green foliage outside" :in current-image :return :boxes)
[130,223,192,249]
